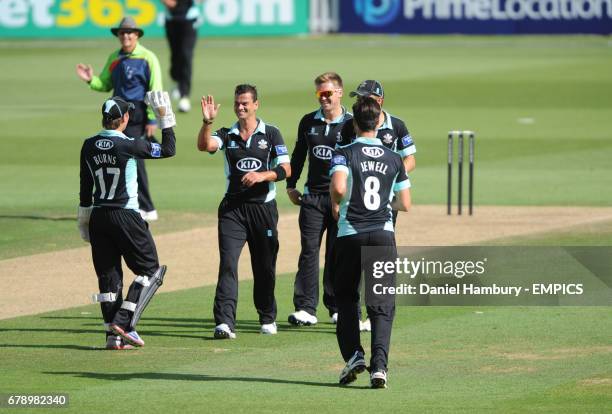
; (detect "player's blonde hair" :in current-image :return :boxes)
[314,72,343,88]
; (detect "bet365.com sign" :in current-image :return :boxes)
[0,0,308,37]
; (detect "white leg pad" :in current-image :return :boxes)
[134,275,151,286]
[91,292,117,303]
[120,301,137,312]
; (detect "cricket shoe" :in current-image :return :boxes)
[288,310,317,326]
[260,322,277,335]
[360,318,371,332]
[105,335,134,350]
[370,370,388,389]
[331,313,338,324]
[110,324,145,347]
[338,351,366,385]
[213,323,236,339]
[178,97,191,113]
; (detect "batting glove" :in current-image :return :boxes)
[145,91,176,129]
[77,206,92,243]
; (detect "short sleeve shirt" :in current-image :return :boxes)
[330,137,411,237]
[211,119,289,203]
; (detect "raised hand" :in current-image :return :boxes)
[201,95,220,123]
[76,63,93,82]
[145,91,176,129]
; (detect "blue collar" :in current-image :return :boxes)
[355,137,383,145]
[228,119,266,136]
[99,129,130,139]
[313,107,348,124]
[379,111,393,130]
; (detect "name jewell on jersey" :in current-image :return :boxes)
[359,146,388,175]
[330,138,410,237]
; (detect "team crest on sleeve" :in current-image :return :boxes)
[402,135,414,147]
[331,154,347,167]
[151,143,161,158]
[258,139,268,149]
[275,145,288,155]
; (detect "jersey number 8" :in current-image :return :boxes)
[364,176,381,210]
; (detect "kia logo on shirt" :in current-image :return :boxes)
[236,157,262,172]
[313,145,333,160]
[95,139,114,150]
[362,146,385,158]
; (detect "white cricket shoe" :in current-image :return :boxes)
[360,318,371,332]
[370,370,388,389]
[105,335,134,350]
[214,323,236,339]
[260,322,277,335]
[288,310,318,326]
[338,350,366,385]
[331,313,338,324]
[178,97,191,113]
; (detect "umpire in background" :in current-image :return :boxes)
[162,0,201,113]
[76,16,162,221]
[197,85,291,339]
[286,72,351,327]
[78,92,176,349]
[330,97,411,388]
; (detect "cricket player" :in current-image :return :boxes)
[76,16,163,221]
[78,92,176,349]
[339,80,416,173]
[330,97,411,389]
[286,72,352,327]
[339,79,417,332]
[197,84,291,339]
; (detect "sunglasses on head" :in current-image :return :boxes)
[315,90,336,98]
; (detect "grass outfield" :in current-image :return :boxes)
[1,35,611,258]
[1,268,612,413]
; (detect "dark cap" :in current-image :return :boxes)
[102,96,134,121]
[349,80,384,98]
[111,16,144,37]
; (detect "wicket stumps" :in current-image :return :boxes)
[447,130,475,215]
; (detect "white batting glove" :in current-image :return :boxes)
[77,206,92,243]
[145,90,176,129]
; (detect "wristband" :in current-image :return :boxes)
[273,165,287,182]
[203,118,214,125]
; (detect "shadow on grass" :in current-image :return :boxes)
[0,344,98,351]
[0,215,74,221]
[40,316,338,334]
[46,371,363,388]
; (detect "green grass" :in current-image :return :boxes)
[1,35,611,258]
[1,271,611,413]
[488,219,612,246]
